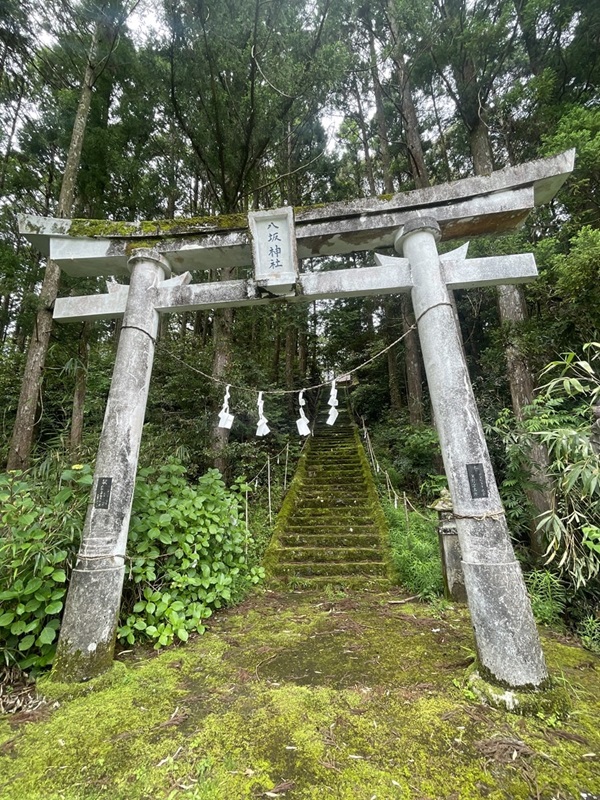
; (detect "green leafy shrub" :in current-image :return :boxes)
[524,570,567,626]
[0,465,92,672]
[1,461,264,671]
[118,464,264,648]
[384,501,443,599]
[371,413,443,496]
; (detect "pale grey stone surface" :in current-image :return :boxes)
[54,249,170,680]
[397,217,548,688]
[18,150,574,277]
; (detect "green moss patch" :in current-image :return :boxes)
[2,591,599,799]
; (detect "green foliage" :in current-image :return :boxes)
[371,413,442,495]
[0,465,92,672]
[487,406,544,542]
[524,570,567,627]
[384,501,443,600]
[118,463,264,649]
[535,344,600,589]
[542,106,600,232]
[577,615,600,654]
[0,461,265,671]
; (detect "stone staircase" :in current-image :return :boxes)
[264,400,391,588]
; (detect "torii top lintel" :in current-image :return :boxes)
[18,150,575,278]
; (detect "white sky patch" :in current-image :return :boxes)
[321,110,345,153]
[126,0,166,45]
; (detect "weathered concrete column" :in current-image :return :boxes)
[53,248,169,681]
[397,217,548,688]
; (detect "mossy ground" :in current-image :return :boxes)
[1,590,599,800]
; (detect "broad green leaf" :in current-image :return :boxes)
[38,626,57,645]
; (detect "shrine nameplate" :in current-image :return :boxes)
[466,463,488,499]
[95,477,113,509]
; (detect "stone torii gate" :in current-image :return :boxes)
[19,150,574,687]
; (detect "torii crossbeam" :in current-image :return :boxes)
[19,150,575,688]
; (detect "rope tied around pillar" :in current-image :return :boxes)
[120,324,157,344]
[453,510,506,521]
[415,301,455,325]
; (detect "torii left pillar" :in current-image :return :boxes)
[54,248,170,681]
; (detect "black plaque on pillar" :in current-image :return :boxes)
[95,477,113,509]
[466,463,488,499]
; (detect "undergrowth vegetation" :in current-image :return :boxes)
[118,464,264,649]
[383,500,444,600]
[363,345,600,654]
[0,464,92,671]
[0,460,266,673]
[489,344,600,648]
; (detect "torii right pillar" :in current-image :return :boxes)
[398,217,547,688]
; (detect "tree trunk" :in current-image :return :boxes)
[353,76,377,196]
[497,285,553,555]
[430,81,452,181]
[6,22,101,471]
[179,312,188,340]
[401,294,423,425]
[285,322,297,415]
[0,78,24,194]
[513,0,544,76]
[0,292,11,342]
[211,272,234,474]
[69,322,90,458]
[369,25,394,194]
[383,299,403,412]
[298,326,308,382]
[388,7,430,190]
[272,330,281,383]
[469,114,494,176]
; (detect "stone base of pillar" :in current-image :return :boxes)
[462,561,548,688]
[52,561,125,682]
[467,670,571,717]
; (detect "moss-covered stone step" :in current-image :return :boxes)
[273,560,388,577]
[280,546,383,563]
[264,391,392,588]
[283,534,380,545]
[311,436,356,446]
[290,511,376,524]
[294,499,367,511]
[299,485,367,494]
[268,574,392,590]
[295,495,367,504]
[283,525,380,536]
[279,533,381,548]
[306,462,362,472]
[305,467,365,478]
[290,502,375,514]
[283,522,380,533]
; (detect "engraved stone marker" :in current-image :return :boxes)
[248,206,298,295]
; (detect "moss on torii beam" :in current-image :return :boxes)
[17,150,575,278]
